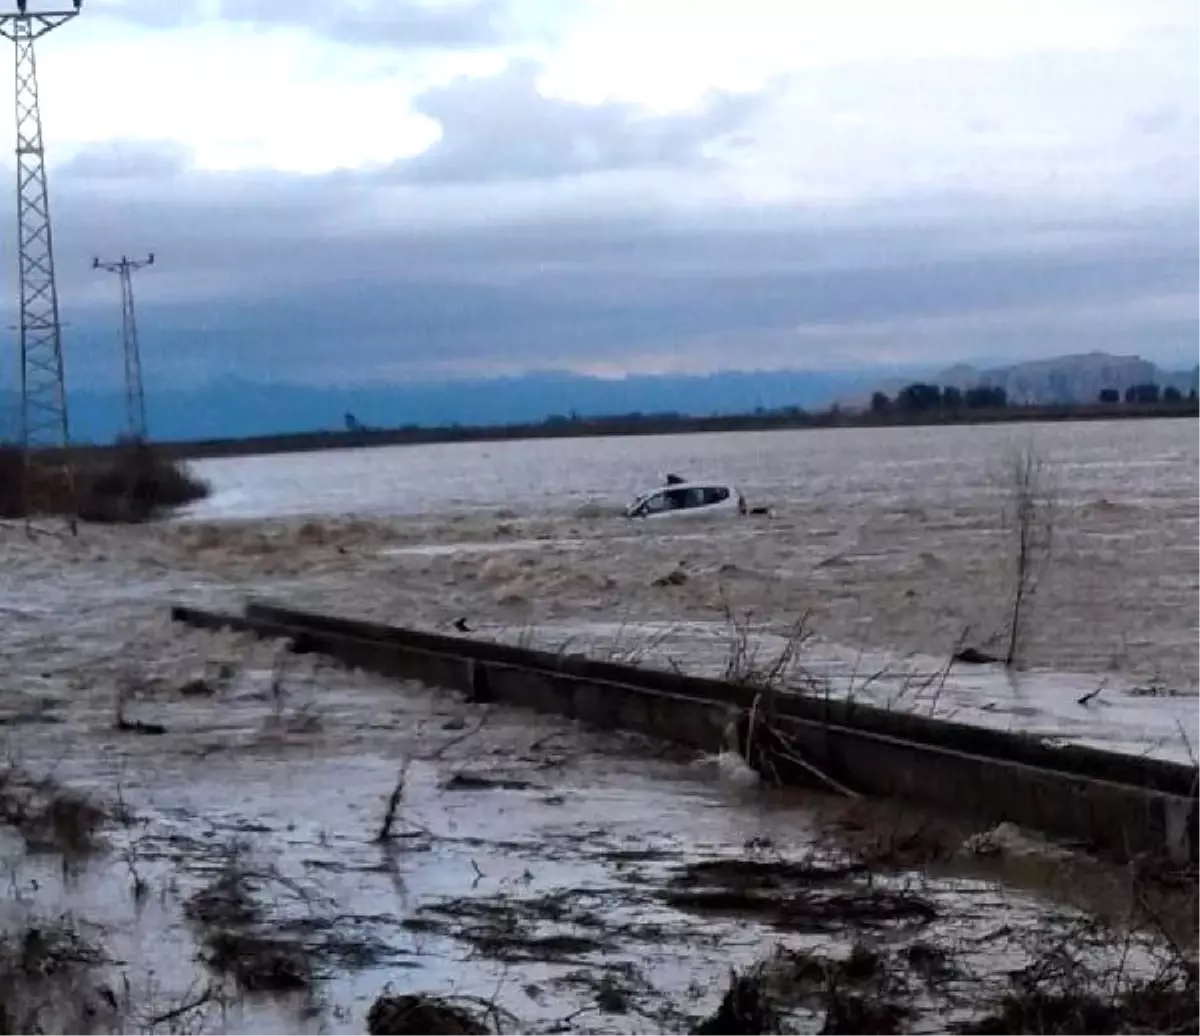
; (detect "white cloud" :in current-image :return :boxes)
[27,19,454,173]
[9,0,1191,199]
[539,0,1173,108]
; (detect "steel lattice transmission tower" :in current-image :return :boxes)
[93,253,154,441]
[0,0,81,521]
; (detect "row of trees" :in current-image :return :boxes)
[870,383,1009,414]
[871,381,1197,414]
[1097,384,1195,404]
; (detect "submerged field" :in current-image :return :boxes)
[0,418,1195,1031]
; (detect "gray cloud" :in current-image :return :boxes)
[395,61,766,183]
[58,139,192,181]
[9,2,1196,392]
[30,147,1196,391]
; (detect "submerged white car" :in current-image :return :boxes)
[624,480,747,520]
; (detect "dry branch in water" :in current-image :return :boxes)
[374,709,493,842]
[375,761,413,843]
[995,441,1058,668]
[113,671,168,736]
[138,982,228,1032]
[742,691,860,798]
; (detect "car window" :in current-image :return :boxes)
[637,486,732,514]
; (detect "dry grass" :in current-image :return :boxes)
[78,440,210,523]
[719,603,816,692]
[959,945,1198,1034]
[200,929,313,993]
[0,915,110,1034]
[0,766,108,859]
[0,440,209,522]
[366,992,492,1034]
[689,944,916,1035]
[662,855,937,932]
[183,840,353,999]
[0,913,230,1034]
[684,929,1198,1036]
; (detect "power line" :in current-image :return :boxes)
[93,253,155,442]
[0,1,83,529]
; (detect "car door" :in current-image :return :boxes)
[636,490,669,518]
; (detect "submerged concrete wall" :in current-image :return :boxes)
[171,601,1198,865]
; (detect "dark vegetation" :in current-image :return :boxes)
[0,767,108,860]
[0,437,209,522]
[684,941,1199,1036]
[367,993,491,1035]
[869,380,1196,415]
[660,857,938,932]
[0,917,111,1035]
[42,386,1198,462]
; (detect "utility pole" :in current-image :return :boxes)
[93,253,154,441]
[0,0,82,527]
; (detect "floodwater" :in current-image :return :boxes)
[0,418,1196,1031]
[0,627,1184,1034]
[174,418,1199,758]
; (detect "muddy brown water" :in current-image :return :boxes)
[173,418,1198,743]
[0,418,1195,1032]
[0,625,1189,1034]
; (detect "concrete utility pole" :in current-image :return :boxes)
[0,0,82,527]
[93,253,155,442]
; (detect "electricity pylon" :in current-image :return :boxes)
[93,253,154,441]
[0,1,81,527]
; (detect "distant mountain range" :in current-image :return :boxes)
[24,368,900,444]
[858,352,1198,407]
[0,353,1193,443]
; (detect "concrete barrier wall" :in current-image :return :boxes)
[171,603,1198,865]
[244,601,1196,797]
[767,712,1190,862]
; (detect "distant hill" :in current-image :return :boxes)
[1,367,904,444]
[2,355,1192,444]
[858,352,1199,407]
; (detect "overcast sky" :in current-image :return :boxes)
[2,0,1196,388]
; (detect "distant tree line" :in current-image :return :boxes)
[868,381,1196,415]
[1097,383,1194,404]
[48,379,1195,461]
[869,383,1009,415]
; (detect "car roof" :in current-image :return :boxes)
[636,481,735,494]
